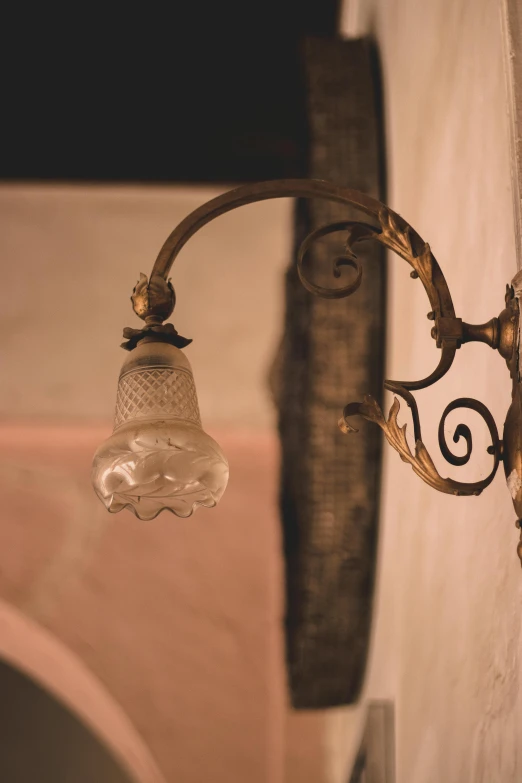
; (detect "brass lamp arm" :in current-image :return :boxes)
[152,179,440,279]
[121,178,522,558]
[142,179,460,392]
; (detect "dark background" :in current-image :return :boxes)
[1,1,340,183]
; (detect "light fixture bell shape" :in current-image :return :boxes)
[92,340,229,520]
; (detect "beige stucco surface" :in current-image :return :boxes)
[1,183,291,428]
[331,0,522,780]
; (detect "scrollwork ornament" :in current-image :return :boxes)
[339,395,501,497]
[296,221,373,299]
[295,203,503,499]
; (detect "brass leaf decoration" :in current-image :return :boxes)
[131,273,175,322]
[340,395,488,497]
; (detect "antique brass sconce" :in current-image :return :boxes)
[92,179,522,561]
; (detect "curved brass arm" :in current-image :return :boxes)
[153,180,415,276]
[122,178,518,506]
[141,179,459,390]
[152,179,456,321]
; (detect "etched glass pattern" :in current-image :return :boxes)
[114,367,201,429]
[92,344,228,520]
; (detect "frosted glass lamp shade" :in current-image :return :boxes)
[92,341,229,520]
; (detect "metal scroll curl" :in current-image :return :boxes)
[296,221,375,299]
[297,211,502,496]
[339,395,500,497]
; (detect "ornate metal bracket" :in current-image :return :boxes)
[123,178,522,563]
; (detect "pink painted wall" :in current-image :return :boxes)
[0,425,287,782]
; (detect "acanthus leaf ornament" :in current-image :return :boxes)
[340,395,501,498]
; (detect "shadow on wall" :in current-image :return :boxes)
[0,599,166,783]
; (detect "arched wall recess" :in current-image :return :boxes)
[0,599,167,783]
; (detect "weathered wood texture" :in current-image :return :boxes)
[271,37,386,707]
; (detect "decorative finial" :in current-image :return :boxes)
[122,273,191,350]
[131,273,175,324]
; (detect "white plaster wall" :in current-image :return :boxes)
[331,0,522,780]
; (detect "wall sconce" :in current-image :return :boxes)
[92,179,522,561]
